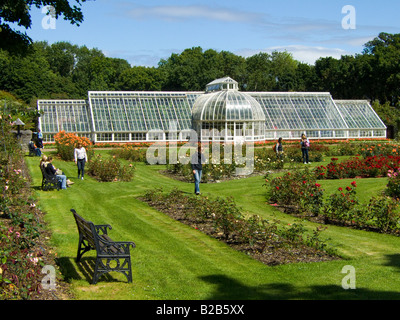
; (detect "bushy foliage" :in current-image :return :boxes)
[54,131,93,161]
[266,167,324,216]
[110,145,147,162]
[87,154,135,182]
[323,181,359,223]
[267,170,400,234]
[386,169,400,198]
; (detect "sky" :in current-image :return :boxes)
[18,0,400,67]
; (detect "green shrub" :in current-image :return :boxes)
[141,188,332,256]
[87,154,135,182]
[367,196,400,233]
[386,169,400,199]
[110,145,147,162]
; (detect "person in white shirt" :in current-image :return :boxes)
[74,143,88,179]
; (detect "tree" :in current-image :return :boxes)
[244,51,299,92]
[244,52,274,91]
[117,66,165,91]
[0,0,91,52]
[0,44,60,102]
[159,47,246,91]
[363,32,400,105]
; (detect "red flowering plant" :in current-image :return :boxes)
[266,167,324,216]
[323,181,359,224]
[54,131,93,161]
[385,169,400,199]
[315,156,400,179]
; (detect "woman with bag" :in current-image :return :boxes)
[300,133,310,164]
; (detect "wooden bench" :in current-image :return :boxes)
[70,209,136,284]
[40,165,60,191]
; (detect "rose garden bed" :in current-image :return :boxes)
[140,188,338,266]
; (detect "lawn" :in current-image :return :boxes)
[26,152,400,300]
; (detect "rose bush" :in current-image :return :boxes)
[323,181,359,223]
[386,169,400,199]
[267,168,324,216]
[87,154,135,182]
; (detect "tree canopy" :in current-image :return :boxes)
[0,0,90,51]
[1,32,400,112]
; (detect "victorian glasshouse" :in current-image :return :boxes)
[37,77,387,143]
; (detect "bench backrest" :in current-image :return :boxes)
[41,164,57,180]
[40,165,46,176]
[71,209,97,249]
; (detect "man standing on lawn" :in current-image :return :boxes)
[191,144,206,195]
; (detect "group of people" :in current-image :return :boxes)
[274,133,311,164]
[39,142,88,190]
[191,133,312,195]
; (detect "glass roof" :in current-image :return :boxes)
[206,76,239,92]
[250,92,348,130]
[192,90,266,122]
[37,99,90,134]
[37,90,387,139]
[87,91,201,132]
[334,100,386,129]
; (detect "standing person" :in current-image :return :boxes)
[300,133,310,164]
[45,157,67,189]
[191,144,206,195]
[74,143,88,180]
[34,129,43,149]
[275,137,284,160]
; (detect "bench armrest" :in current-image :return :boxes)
[94,224,112,235]
[97,237,136,256]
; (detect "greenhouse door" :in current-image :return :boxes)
[235,123,243,137]
[235,122,245,143]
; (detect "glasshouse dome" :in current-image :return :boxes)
[37,77,387,143]
[192,77,266,142]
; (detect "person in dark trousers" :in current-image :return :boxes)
[74,143,88,180]
[45,156,67,189]
[191,144,206,195]
[301,133,310,164]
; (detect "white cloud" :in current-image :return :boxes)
[125,5,262,23]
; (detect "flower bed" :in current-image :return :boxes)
[0,135,69,299]
[140,188,338,266]
[267,169,400,235]
[315,155,400,179]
